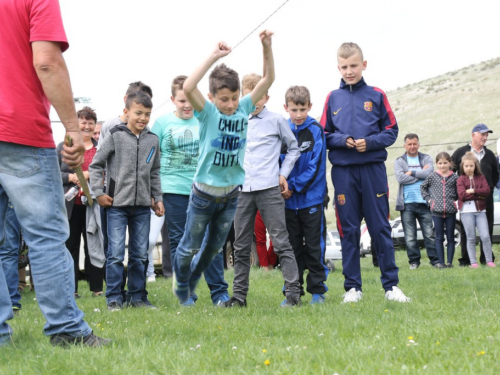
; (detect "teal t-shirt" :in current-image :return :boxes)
[194,94,254,187]
[150,112,199,195]
[403,155,426,204]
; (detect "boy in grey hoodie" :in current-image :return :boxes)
[90,91,164,310]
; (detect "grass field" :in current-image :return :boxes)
[2,250,500,374]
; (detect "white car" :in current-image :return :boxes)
[324,230,341,271]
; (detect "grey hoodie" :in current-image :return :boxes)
[89,125,162,207]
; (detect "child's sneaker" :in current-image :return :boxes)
[486,262,496,268]
[222,296,247,308]
[172,273,190,303]
[342,288,362,303]
[213,294,230,307]
[385,286,411,303]
[182,296,196,307]
[147,275,156,283]
[280,294,301,308]
[310,294,325,305]
[50,331,111,348]
[470,263,479,268]
[107,301,122,311]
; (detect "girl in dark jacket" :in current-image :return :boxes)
[457,152,495,268]
[421,152,458,268]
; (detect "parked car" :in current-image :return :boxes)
[324,230,342,271]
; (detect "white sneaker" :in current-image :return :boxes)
[385,286,411,302]
[342,288,363,303]
[147,275,156,283]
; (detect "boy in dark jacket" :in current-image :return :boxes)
[320,42,409,303]
[281,86,329,304]
[89,92,164,311]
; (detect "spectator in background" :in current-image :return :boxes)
[92,121,103,142]
[452,124,499,266]
[57,106,104,297]
[394,133,440,269]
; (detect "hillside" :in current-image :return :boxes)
[325,56,500,228]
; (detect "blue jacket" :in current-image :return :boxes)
[320,77,398,166]
[280,116,326,210]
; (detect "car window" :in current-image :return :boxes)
[494,188,500,203]
[326,234,332,246]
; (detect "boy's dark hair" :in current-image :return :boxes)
[125,91,153,110]
[126,81,153,98]
[77,106,97,123]
[460,152,483,176]
[209,64,240,96]
[404,133,419,142]
[285,86,311,106]
[171,75,187,97]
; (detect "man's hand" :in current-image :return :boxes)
[405,171,412,176]
[354,138,367,152]
[213,42,231,60]
[154,201,165,217]
[97,195,113,208]
[346,137,355,149]
[279,175,289,195]
[259,29,274,47]
[62,131,84,169]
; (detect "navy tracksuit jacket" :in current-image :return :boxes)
[320,77,399,292]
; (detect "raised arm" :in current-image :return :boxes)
[32,41,84,169]
[250,30,275,105]
[183,42,232,113]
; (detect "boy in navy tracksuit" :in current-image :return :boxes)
[282,86,329,304]
[320,42,410,303]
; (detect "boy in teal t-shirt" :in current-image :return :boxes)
[172,31,276,304]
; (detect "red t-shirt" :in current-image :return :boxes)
[0,0,69,148]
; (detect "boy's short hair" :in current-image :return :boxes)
[126,81,153,98]
[125,91,153,110]
[77,106,97,123]
[338,42,364,61]
[171,75,187,97]
[241,73,262,92]
[285,86,311,106]
[209,64,240,96]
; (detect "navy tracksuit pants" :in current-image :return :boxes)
[331,162,399,292]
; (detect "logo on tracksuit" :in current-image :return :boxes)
[364,102,373,111]
[337,194,346,205]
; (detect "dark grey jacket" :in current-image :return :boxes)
[89,125,162,207]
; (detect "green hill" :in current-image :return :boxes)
[325,56,500,228]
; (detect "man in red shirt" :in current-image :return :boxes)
[0,0,109,347]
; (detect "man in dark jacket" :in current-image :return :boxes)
[451,124,500,266]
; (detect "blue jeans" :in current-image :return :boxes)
[461,212,493,264]
[106,206,150,305]
[0,202,21,309]
[400,203,439,266]
[432,215,456,264]
[0,142,91,340]
[174,188,238,295]
[164,193,228,303]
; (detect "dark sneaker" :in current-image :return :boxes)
[107,301,122,311]
[50,331,111,348]
[12,306,20,316]
[434,263,446,269]
[281,294,301,308]
[128,300,158,309]
[222,296,247,308]
[213,294,230,307]
[446,263,454,268]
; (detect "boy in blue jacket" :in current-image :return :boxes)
[320,42,410,303]
[281,86,329,304]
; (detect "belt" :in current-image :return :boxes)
[192,185,240,204]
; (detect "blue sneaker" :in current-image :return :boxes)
[213,294,230,306]
[172,273,190,304]
[182,296,196,307]
[310,294,325,305]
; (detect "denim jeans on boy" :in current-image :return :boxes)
[165,193,229,303]
[0,142,91,340]
[461,212,493,264]
[400,203,439,266]
[0,202,21,309]
[173,188,238,298]
[432,215,456,264]
[106,206,150,305]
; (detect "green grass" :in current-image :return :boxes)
[2,250,500,374]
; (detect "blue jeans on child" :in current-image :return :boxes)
[461,212,493,264]
[0,202,21,310]
[0,142,91,344]
[106,206,150,305]
[432,215,456,264]
[164,193,229,303]
[174,187,238,299]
